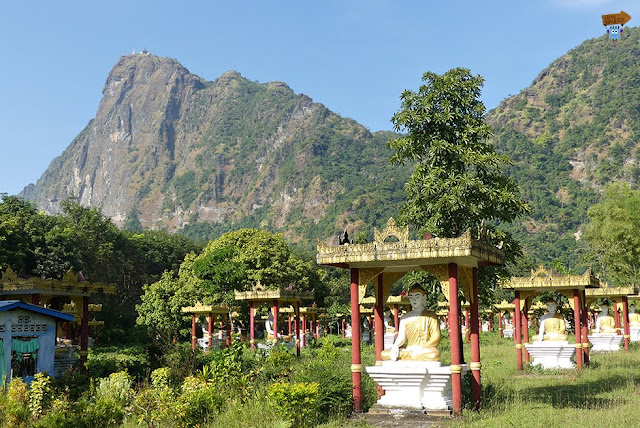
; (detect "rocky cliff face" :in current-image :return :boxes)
[21,53,407,243]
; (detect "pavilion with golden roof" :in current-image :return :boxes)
[0,267,115,366]
[317,218,504,414]
[503,266,600,370]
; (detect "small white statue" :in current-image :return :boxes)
[384,312,395,333]
[629,304,640,327]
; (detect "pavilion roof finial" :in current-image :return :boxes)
[374,217,409,244]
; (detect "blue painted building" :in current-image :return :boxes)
[0,300,73,383]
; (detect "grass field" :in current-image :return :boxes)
[445,333,640,428]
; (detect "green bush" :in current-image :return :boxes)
[28,372,55,418]
[86,346,149,379]
[150,367,172,389]
[177,384,224,427]
[5,378,30,427]
[267,381,319,427]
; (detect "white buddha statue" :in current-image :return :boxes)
[595,304,616,334]
[384,312,395,333]
[536,300,567,342]
[265,312,276,341]
[381,286,441,361]
[629,304,640,327]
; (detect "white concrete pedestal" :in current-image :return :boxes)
[503,328,514,338]
[524,341,575,369]
[365,361,467,411]
[629,327,640,342]
[588,334,623,352]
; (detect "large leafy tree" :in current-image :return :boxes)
[388,68,529,304]
[583,183,640,286]
[137,228,324,343]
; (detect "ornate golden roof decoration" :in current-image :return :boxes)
[374,218,409,244]
[2,267,18,283]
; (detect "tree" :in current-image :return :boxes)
[388,68,529,303]
[583,182,640,286]
[136,228,323,344]
[388,68,528,239]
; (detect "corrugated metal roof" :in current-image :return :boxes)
[0,300,74,321]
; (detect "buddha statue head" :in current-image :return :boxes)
[630,304,636,314]
[600,304,609,316]
[546,300,558,314]
[407,286,428,312]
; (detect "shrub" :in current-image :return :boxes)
[177,384,224,427]
[28,372,55,418]
[267,381,319,427]
[150,367,172,390]
[95,371,134,408]
[6,378,30,427]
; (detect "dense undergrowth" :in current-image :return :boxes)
[0,336,376,428]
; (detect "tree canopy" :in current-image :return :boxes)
[388,68,529,243]
[137,228,324,343]
[583,182,640,287]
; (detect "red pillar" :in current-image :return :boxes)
[581,291,590,366]
[313,315,318,340]
[613,300,620,333]
[301,314,306,347]
[80,296,89,367]
[573,289,583,369]
[31,293,40,305]
[65,321,71,340]
[498,310,503,339]
[191,314,197,351]
[470,267,481,410]
[464,309,470,342]
[272,300,279,344]
[249,301,255,352]
[522,304,530,363]
[208,312,213,349]
[623,296,630,351]
[374,275,384,363]
[393,304,399,339]
[288,314,292,336]
[515,291,523,371]
[448,263,463,416]
[225,314,232,347]
[294,301,301,357]
[350,268,363,412]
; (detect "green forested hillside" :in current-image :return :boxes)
[488,27,640,272]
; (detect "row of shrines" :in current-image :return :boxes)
[316,218,640,415]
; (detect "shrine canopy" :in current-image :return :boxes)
[585,286,637,306]
[0,267,116,300]
[502,266,600,306]
[317,217,503,304]
[233,286,314,304]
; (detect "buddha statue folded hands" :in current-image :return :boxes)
[595,305,617,334]
[628,304,640,327]
[381,286,441,362]
[536,301,567,342]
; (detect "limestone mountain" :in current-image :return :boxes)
[486,27,640,268]
[21,53,408,245]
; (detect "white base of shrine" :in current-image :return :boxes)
[365,361,467,411]
[588,334,623,352]
[503,328,514,338]
[524,341,575,369]
[629,327,640,342]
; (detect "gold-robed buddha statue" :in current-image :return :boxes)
[536,301,567,341]
[629,304,640,327]
[381,286,440,362]
[595,304,616,334]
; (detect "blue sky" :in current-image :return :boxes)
[0,0,637,195]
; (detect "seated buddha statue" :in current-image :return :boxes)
[384,312,395,333]
[595,304,616,334]
[629,304,640,327]
[381,286,440,361]
[265,312,291,342]
[536,300,567,341]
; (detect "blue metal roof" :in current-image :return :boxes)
[0,300,74,321]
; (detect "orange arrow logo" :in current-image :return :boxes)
[602,11,631,26]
